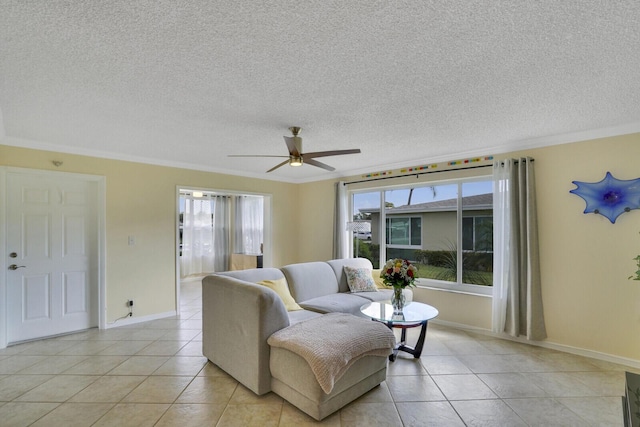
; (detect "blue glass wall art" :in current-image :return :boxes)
[570,172,640,224]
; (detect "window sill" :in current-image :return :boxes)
[416,283,493,298]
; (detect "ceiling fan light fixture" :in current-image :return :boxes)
[289,156,303,167]
[228,126,360,173]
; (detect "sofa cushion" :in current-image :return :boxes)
[354,288,414,303]
[326,258,374,293]
[282,262,339,302]
[371,269,388,289]
[299,293,371,316]
[344,266,378,293]
[257,278,303,311]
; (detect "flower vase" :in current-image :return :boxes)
[391,287,405,312]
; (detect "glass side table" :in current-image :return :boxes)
[361,301,439,361]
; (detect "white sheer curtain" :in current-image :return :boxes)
[492,158,546,340]
[333,181,349,259]
[181,195,229,277]
[492,161,512,333]
[234,195,264,254]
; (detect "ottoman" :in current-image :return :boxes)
[267,312,395,420]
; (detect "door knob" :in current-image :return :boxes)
[8,264,26,270]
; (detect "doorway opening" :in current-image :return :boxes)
[175,187,271,314]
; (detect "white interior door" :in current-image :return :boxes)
[6,171,99,344]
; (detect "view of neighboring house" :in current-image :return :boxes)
[355,192,494,287]
[361,192,493,254]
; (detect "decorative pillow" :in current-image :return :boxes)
[371,269,389,288]
[344,266,378,293]
[256,278,302,311]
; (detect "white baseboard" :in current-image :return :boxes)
[104,310,178,329]
[431,319,640,370]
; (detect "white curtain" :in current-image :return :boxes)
[492,161,511,333]
[235,195,264,254]
[333,181,349,259]
[492,158,546,340]
[181,195,229,277]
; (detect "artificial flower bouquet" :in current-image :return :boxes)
[381,258,417,289]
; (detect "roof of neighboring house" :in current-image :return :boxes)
[360,193,493,214]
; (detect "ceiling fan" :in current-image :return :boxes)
[229,127,361,173]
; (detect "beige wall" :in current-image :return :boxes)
[299,132,640,362]
[523,133,640,362]
[0,144,300,322]
[296,180,337,262]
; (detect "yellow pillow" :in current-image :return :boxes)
[371,269,389,289]
[256,278,302,311]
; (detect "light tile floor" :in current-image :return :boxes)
[0,281,636,426]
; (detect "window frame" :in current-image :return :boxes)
[348,175,493,296]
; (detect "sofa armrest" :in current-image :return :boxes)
[202,274,290,395]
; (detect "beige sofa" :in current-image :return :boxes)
[202,258,410,420]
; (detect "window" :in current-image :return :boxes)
[351,191,380,268]
[234,195,264,255]
[350,177,493,294]
[462,216,493,252]
[179,190,266,277]
[386,217,421,246]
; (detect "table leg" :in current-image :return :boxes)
[386,320,429,361]
[386,321,397,361]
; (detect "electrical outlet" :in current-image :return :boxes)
[127,300,134,307]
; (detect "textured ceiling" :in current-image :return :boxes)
[1,1,639,182]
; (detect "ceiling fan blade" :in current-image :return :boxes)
[266,159,290,173]
[303,149,361,159]
[228,155,288,158]
[284,136,301,157]
[305,158,335,171]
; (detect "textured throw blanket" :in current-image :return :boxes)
[267,312,395,394]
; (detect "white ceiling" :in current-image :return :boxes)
[1,1,639,183]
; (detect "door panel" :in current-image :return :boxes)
[63,271,87,314]
[23,274,50,320]
[64,215,86,255]
[24,214,51,258]
[7,172,97,343]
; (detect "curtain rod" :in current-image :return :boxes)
[344,164,491,185]
[344,158,534,186]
